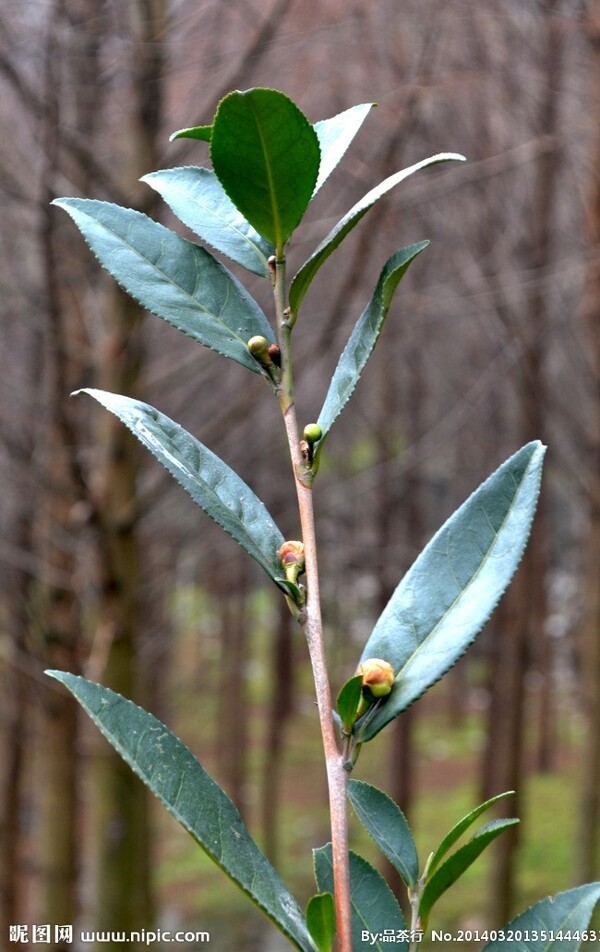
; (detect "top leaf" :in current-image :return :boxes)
[210,88,321,252]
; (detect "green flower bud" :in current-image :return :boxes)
[247,336,271,360]
[356,658,395,697]
[303,423,322,445]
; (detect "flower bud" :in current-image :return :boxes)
[267,343,281,367]
[356,658,395,697]
[247,336,271,361]
[303,423,322,445]
[278,540,305,583]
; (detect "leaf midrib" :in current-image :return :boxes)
[393,468,524,678]
[249,98,283,251]
[81,205,254,345]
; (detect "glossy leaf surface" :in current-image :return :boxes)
[53,198,273,373]
[142,167,274,277]
[170,124,212,142]
[314,845,407,951]
[481,882,600,952]
[336,675,364,733]
[46,672,313,952]
[76,389,285,585]
[306,893,335,952]
[290,152,465,315]
[359,441,546,740]
[427,790,514,878]
[347,780,418,889]
[315,243,428,466]
[419,818,519,929]
[211,88,320,251]
[313,103,374,194]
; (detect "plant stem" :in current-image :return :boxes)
[408,879,423,952]
[284,406,352,951]
[275,257,353,951]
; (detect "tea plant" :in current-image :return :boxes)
[48,88,600,951]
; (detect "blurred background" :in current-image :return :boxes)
[1,1,599,950]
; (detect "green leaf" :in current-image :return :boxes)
[336,675,364,733]
[290,152,465,316]
[419,818,519,930]
[347,780,419,889]
[315,243,428,466]
[306,893,335,952]
[427,790,515,878]
[313,103,374,194]
[210,88,321,251]
[46,672,313,952]
[141,167,274,277]
[481,882,600,952]
[53,198,274,374]
[314,845,407,952]
[358,441,546,741]
[76,389,285,585]
[169,124,212,142]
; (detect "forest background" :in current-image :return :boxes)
[1,2,599,951]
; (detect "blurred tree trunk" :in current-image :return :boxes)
[378,341,425,898]
[35,5,84,941]
[524,1,563,775]
[575,4,600,885]
[88,2,166,945]
[91,284,153,943]
[261,597,295,865]
[214,564,250,817]
[480,4,562,925]
[480,574,528,927]
[0,511,34,939]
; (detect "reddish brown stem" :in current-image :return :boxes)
[282,403,352,952]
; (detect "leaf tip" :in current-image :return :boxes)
[45,669,69,686]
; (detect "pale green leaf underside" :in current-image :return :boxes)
[314,846,407,952]
[142,167,274,277]
[313,103,374,195]
[359,441,546,741]
[419,818,519,929]
[53,198,273,373]
[347,780,419,889]
[76,389,285,584]
[290,152,465,316]
[315,242,428,465]
[46,673,313,952]
[481,882,600,952]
